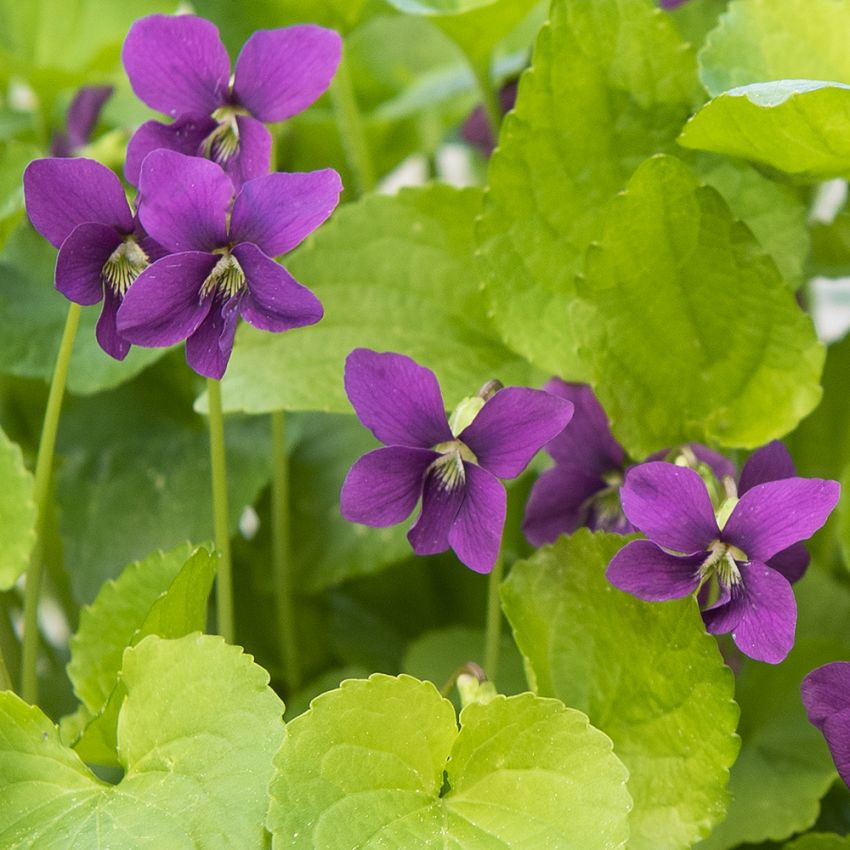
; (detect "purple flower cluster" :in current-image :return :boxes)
[340,350,573,573]
[23,14,343,379]
[607,442,838,663]
[802,663,850,788]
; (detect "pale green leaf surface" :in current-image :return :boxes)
[477,0,701,380]
[502,530,739,850]
[0,424,34,589]
[810,211,850,278]
[680,82,850,180]
[575,155,823,456]
[699,0,850,96]
[696,639,842,849]
[0,225,166,394]
[211,184,536,415]
[268,673,631,849]
[0,634,284,849]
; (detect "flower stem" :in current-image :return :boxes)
[330,45,376,197]
[470,58,503,142]
[483,553,505,684]
[21,301,81,704]
[0,645,11,692]
[271,410,300,692]
[207,378,234,644]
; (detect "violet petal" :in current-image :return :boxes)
[620,462,719,553]
[606,540,703,601]
[823,710,850,789]
[407,470,465,557]
[344,349,452,449]
[233,242,323,332]
[227,116,272,189]
[542,379,624,474]
[55,222,121,305]
[124,116,215,187]
[448,462,506,574]
[739,440,796,495]
[229,168,342,257]
[65,85,114,150]
[24,158,132,249]
[723,477,840,562]
[232,25,341,122]
[522,465,604,547]
[185,295,240,379]
[340,446,437,527]
[138,150,231,252]
[802,662,850,730]
[96,287,130,361]
[459,387,574,479]
[690,444,736,481]
[122,14,230,117]
[767,541,810,584]
[117,252,216,346]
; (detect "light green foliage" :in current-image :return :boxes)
[56,368,271,603]
[385,0,499,14]
[680,82,850,180]
[501,530,739,850]
[696,639,843,849]
[0,634,284,849]
[699,0,850,96]
[810,211,850,278]
[267,673,632,848]
[0,225,166,395]
[402,625,528,696]
[575,155,823,456]
[214,184,535,414]
[0,424,34,589]
[477,0,701,379]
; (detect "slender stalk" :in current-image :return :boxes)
[483,554,505,684]
[0,645,11,692]
[21,301,81,703]
[330,45,376,197]
[271,410,300,692]
[470,59,503,142]
[207,378,234,644]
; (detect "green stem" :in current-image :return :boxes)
[483,554,505,684]
[207,379,234,644]
[0,645,11,692]
[21,301,81,703]
[330,45,376,197]
[470,59,503,142]
[271,410,300,692]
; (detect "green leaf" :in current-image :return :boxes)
[679,82,850,180]
[696,639,843,849]
[0,224,166,395]
[810,211,850,278]
[385,0,499,14]
[212,184,536,415]
[0,424,34,589]
[67,544,214,714]
[575,154,823,456]
[784,836,850,850]
[267,673,631,848]
[56,366,271,603]
[0,633,284,849]
[477,0,701,379]
[402,625,528,697]
[502,530,739,850]
[699,0,850,96]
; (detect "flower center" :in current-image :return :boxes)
[101,237,149,296]
[430,440,478,491]
[700,539,748,588]
[202,105,250,165]
[201,251,246,299]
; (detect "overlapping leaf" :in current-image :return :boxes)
[502,530,739,850]
[575,154,823,456]
[0,424,34,589]
[0,634,284,849]
[267,674,631,848]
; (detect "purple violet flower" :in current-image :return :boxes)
[802,662,850,788]
[606,456,839,663]
[122,14,341,188]
[51,85,113,157]
[522,379,735,546]
[116,149,341,379]
[23,157,162,360]
[462,80,518,156]
[340,349,574,573]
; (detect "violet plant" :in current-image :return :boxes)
[4,0,850,848]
